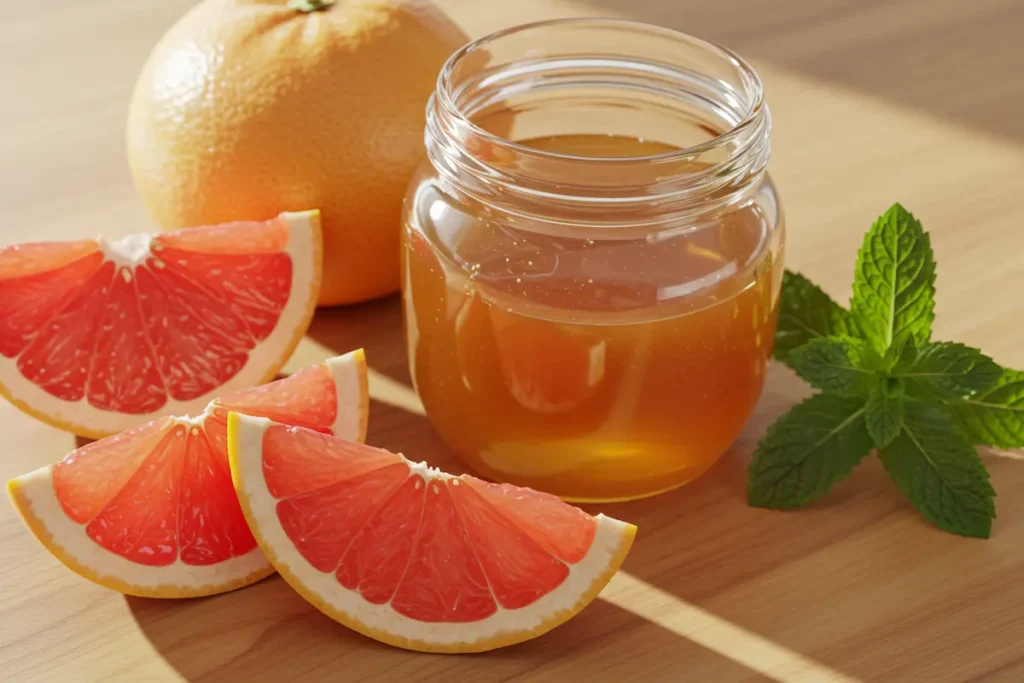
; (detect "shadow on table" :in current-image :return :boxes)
[306,295,410,383]
[585,0,1024,144]
[126,578,761,682]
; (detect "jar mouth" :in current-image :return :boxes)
[435,18,765,165]
[425,17,772,227]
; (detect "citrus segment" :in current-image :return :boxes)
[154,247,293,342]
[177,426,255,566]
[461,478,597,564]
[7,351,369,598]
[262,426,400,499]
[53,417,174,524]
[17,262,114,402]
[0,250,105,356]
[217,365,338,434]
[156,219,288,254]
[85,426,187,566]
[88,267,168,413]
[0,240,100,278]
[0,211,321,438]
[447,482,569,610]
[389,480,496,623]
[335,474,427,605]
[277,464,410,574]
[227,414,637,652]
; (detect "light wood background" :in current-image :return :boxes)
[2,1,1023,681]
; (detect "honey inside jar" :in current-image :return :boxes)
[403,131,782,502]
[402,19,782,501]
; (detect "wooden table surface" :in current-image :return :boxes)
[3,1,1023,681]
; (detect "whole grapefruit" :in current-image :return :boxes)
[126,0,466,306]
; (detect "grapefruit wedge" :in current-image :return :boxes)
[227,414,637,652]
[7,351,368,598]
[0,211,321,438]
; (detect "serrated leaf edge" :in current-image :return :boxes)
[748,402,870,510]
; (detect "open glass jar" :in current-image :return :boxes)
[401,19,783,502]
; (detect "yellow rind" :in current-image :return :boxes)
[6,477,275,598]
[227,412,638,653]
[350,347,370,443]
[0,209,323,439]
[0,384,110,441]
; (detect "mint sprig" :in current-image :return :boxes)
[751,203,1022,538]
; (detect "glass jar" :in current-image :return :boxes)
[401,19,783,502]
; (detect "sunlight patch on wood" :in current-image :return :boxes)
[367,368,426,416]
[984,448,1024,462]
[602,572,862,683]
[290,337,426,415]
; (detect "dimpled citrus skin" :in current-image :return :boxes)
[126,0,466,306]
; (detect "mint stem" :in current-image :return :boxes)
[288,0,334,13]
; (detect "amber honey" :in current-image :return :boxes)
[402,133,782,502]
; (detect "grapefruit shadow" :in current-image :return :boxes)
[124,576,747,681]
[305,295,410,384]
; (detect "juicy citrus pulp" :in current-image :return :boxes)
[227,413,637,652]
[0,211,322,438]
[7,351,368,598]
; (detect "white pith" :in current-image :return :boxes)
[0,211,319,436]
[8,350,366,593]
[325,354,367,443]
[231,414,633,646]
[100,233,153,268]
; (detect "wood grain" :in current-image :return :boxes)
[2,1,1023,681]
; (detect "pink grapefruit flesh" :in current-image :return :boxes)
[7,350,368,598]
[228,414,636,652]
[0,211,322,438]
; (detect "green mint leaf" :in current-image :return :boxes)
[748,393,873,509]
[788,337,878,395]
[945,369,1024,448]
[850,204,936,355]
[879,400,995,538]
[897,342,1002,401]
[773,270,856,367]
[865,378,905,447]
[884,331,917,372]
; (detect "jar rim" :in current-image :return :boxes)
[435,17,766,165]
